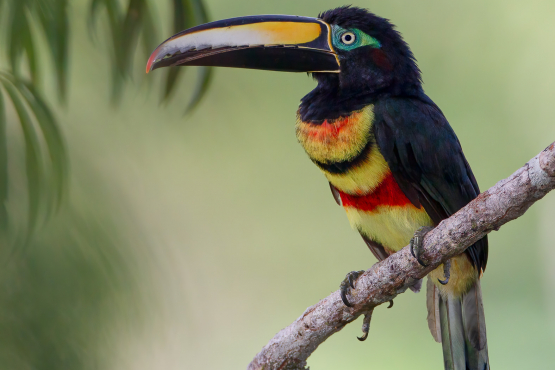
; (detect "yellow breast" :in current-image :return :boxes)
[345,206,433,252]
[296,105,390,195]
[324,146,390,195]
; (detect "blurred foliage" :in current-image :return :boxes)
[2,0,69,100]
[0,1,212,367]
[0,0,212,242]
[0,72,67,240]
[0,190,145,370]
[161,0,212,110]
[88,0,212,104]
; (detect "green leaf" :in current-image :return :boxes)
[118,0,144,75]
[113,0,158,104]
[161,0,196,102]
[0,75,44,235]
[0,72,67,224]
[191,0,210,23]
[186,0,212,112]
[50,0,70,102]
[8,2,39,86]
[33,0,70,102]
[163,0,213,104]
[87,0,122,53]
[140,0,158,62]
[88,0,158,104]
[87,0,107,39]
[7,2,25,76]
[0,87,8,234]
[85,0,212,107]
[17,80,67,214]
[86,0,124,102]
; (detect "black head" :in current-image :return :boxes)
[147,6,422,122]
[300,6,422,122]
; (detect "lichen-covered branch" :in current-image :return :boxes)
[247,142,555,370]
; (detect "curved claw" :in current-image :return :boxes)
[387,300,394,308]
[340,271,364,308]
[410,240,429,267]
[410,243,417,259]
[357,332,369,341]
[410,226,433,267]
[438,260,451,285]
[341,289,353,307]
[357,310,373,342]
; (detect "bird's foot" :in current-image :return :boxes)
[357,308,374,341]
[340,270,365,307]
[357,299,394,341]
[410,226,434,267]
[438,259,451,285]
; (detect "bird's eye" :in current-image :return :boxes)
[341,32,356,45]
[331,26,380,50]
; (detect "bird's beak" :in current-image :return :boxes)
[146,15,339,74]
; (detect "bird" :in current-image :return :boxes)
[146,6,489,370]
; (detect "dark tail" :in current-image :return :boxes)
[427,278,489,370]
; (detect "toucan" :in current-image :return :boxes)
[147,6,489,370]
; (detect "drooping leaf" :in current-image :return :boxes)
[88,0,109,40]
[87,0,123,102]
[0,72,67,229]
[0,87,8,234]
[88,0,160,104]
[111,0,156,103]
[50,0,70,102]
[7,1,39,86]
[161,0,196,102]
[191,0,210,23]
[0,75,44,235]
[0,0,215,243]
[139,0,158,62]
[84,0,212,107]
[34,0,70,102]
[118,0,145,75]
[16,80,67,214]
[186,0,212,112]
[7,1,26,76]
[162,0,213,108]
[87,0,122,55]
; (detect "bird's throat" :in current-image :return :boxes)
[295,105,373,165]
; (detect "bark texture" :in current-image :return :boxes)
[247,142,555,370]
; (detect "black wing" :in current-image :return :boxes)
[373,95,488,273]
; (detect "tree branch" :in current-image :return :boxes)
[248,142,555,370]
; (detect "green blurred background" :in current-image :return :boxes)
[2,0,555,369]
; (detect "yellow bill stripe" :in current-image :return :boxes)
[149,22,322,67]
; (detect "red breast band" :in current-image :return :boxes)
[339,173,414,212]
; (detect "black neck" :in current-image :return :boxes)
[298,74,423,123]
